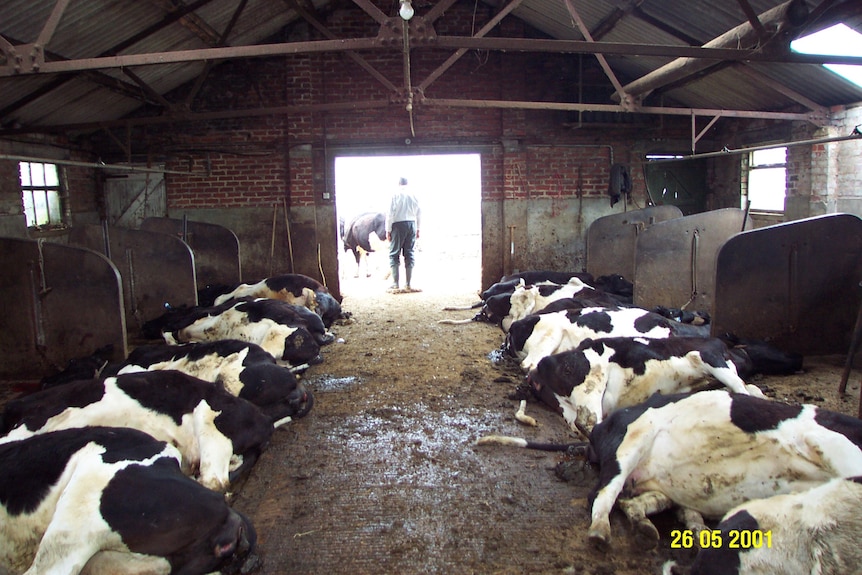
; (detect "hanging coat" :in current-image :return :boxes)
[608,163,632,207]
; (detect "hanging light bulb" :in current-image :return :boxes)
[399,0,414,21]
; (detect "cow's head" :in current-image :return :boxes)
[480,293,514,326]
[281,326,322,366]
[240,363,314,422]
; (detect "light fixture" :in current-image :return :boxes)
[399,0,414,21]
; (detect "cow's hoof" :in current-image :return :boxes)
[587,522,611,551]
[631,519,660,550]
[588,532,611,552]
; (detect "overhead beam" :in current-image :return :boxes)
[0,91,830,138]
[735,0,768,39]
[289,0,399,94]
[36,0,72,48]
[562,0,630,109]
[422,96,825,123]
[418,0,523,92]
[5,33,862,79]
[146,0,222,46]
[618,0,810,101]
[185,0,249,107]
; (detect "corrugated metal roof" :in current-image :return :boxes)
[1,0,861,133]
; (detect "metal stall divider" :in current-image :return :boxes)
[633,208,752,313]
[713,213,862,357]
[141,217,242,289]
[0,237,126,379]
[69,225,197,338]
[586,205,683,282]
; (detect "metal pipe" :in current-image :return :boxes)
[0,153,199,175]
[649,130,862,163]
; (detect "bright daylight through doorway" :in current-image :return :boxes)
[334,153,482,297]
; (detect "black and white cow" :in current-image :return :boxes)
[684,475,862,575]
[482,271,596,301]
[0,370,274,492]
[341,212,387,278]
[527,336,762,434]
[212,273,343,328]
[585,390,862,549]
[0,426,255,575]
[118,340,314,426]
[442,278,599,331]
[506,306,709,371]
[40,343,115,389]
[143,297,325,368]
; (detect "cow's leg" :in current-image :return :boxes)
[569,363,609,434]
[81,551,172,575]
[26,473,121,575]
[519,324,565,371]
[192,401,236,492]
[617,491,675,549]
[676,507,708,537]
[352,248,361,278]
[705,363,750,395]
[588,428,652,548]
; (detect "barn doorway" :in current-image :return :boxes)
[334,153,481,298]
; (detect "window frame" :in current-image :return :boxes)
[743,146,787,213]
[19,161,66,229]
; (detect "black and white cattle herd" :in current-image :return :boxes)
[0,273,344,575]
[465,270,862,574]
[2,266,859,574]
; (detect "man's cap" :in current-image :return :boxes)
[398,177,408,186]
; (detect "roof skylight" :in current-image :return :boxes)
[791,23,862,88]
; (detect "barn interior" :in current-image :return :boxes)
[2,1,862,574]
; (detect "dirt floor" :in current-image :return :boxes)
[228,253,862,575]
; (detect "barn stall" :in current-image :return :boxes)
[2,0,862,573]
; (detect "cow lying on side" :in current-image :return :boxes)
[0,370,273,492]
[586,390,862,549]
[527,336,761,434]
[213,273,343,327]
[0,427,255,575]
[119,339,314,426]
[683,476,862,575]
[506,306,709,371]
[143,297,326,368]
[442,278,600,330]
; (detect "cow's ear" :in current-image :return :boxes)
[518,278,525,287]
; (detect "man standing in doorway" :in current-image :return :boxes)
[386,177,421,293]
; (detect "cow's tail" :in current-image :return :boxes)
[437,318,478,325]
[442,301,484,311]
[475,434,589,453]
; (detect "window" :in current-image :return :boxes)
[19,161,65,228]
[745,147,786,212]
[791,23,862,89]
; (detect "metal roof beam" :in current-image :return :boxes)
[417,0,524,93]
[146,0,222,46]
[4,34,862,79]
[184,0,250,108]
[422,97,825,122]
[562,0,631,109]
[36,0,72,48]
[289,0,399,94]
[735,0,768,39]
[618,0,810,100]
[733,63,829,115]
